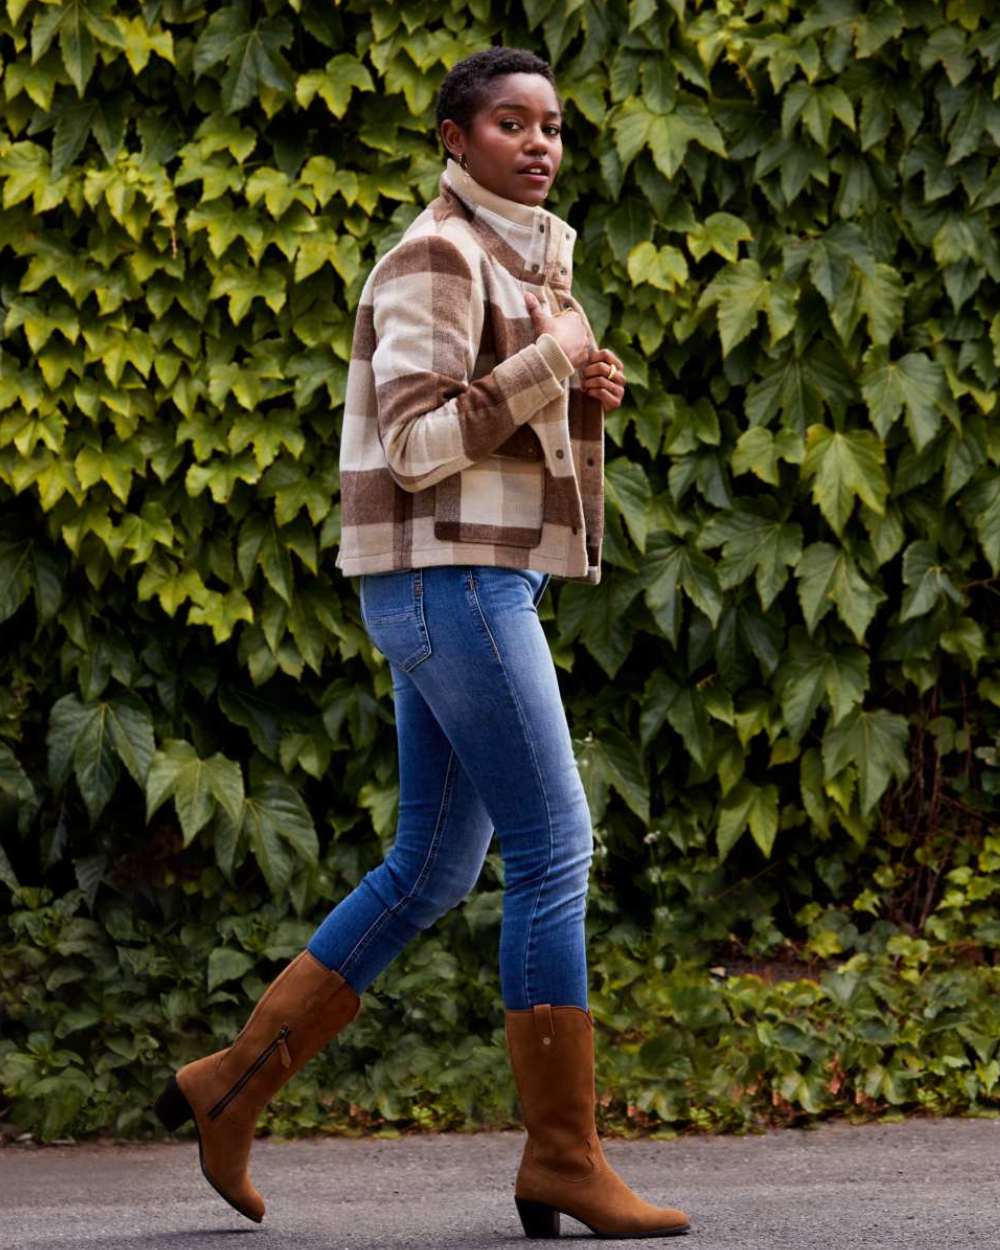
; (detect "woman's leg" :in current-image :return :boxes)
[341,563,592,1010]
[307,658,496,991]
[426,565,592,1011]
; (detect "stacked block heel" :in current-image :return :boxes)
[153,1075,193,1131]
[516,1197,562,1238]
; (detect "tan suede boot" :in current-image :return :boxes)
[153,949,360,1222]
[505,1004,690,1239]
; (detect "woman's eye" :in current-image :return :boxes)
[500,120,521,131]
[544,126,562,137]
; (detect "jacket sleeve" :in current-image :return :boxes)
[370,234,574,493]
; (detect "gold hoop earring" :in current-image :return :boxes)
[460,154,468,171]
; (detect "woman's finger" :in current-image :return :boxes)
[582,374,625,395]
[583,362,626,385]
[582,382,624,409]
[587,348,625,373]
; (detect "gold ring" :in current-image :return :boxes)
[607,363,617,382]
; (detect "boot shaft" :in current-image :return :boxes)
[505,1004,599,1177]
[213,950,360,1093]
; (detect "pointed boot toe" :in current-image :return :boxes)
[154,950,360,1222]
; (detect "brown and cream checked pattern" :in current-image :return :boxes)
[335,160,605,584]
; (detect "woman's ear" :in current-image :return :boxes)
[439,119,463,164]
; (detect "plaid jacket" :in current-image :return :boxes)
[335,160,605,584]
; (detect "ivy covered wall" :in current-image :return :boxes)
[1,0,1000,1141]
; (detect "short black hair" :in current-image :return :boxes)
[435,47,558,134]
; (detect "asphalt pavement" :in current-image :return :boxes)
[2,1117,999,1250]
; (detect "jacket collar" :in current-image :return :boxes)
[440,159,575,290]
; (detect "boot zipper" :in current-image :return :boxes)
[208,1025,292,1120]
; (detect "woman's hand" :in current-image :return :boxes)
[524,291,591,368]
[581,348,626,412]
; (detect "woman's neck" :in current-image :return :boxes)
[444,158,560,228]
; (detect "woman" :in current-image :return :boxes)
[154,47,689,1240]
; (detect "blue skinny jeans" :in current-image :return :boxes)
[307,564,594,1010]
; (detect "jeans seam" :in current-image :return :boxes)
[467,572,553,1007]
[338,747,459,978]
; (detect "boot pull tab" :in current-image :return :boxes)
[532,1004,555,1048]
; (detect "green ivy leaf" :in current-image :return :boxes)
[576,728,649,825]
[193,2,294,115]
[47,694,155,822]
[146,740,245,846]
[0,744,39,834]
[358,778,399,841]
[822,708,910,815]
[717,780,780,860]
[295,53,374,117]
[796,542,886,643]
[209,264,286,323]
[0,840,18,891]
[32,0,123,97]
[0,539,32,624]
[802,426,888,535]
[699,260,799,357]
[556,576,641,679]
[963,474,1000,575]
[238,514,294,604]
[116,14,175,74]
[686,212,753,263]
[776,634,869,741]
[188,588,255,644]
[641,535,724,645]
[604,457,652,553]
[234,781,319,896]
[731,427,805,485]
[782,82,855,148]
[900,541,964,622]
[860,348,946,451]
[207,947,256,992]
[701,504,803,611]
[611,98,725,178]
[637,669,713,769]
[626,241,688,292]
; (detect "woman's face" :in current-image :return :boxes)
[441,72,563,207]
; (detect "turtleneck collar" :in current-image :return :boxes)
[440,159,576,290]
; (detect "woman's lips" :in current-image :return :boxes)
[518,171,549,186]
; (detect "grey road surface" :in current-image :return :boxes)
[2,1118,999,1250]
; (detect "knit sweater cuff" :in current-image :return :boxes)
[535,332,576,383]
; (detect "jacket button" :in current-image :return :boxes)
[531,263,540,272]
[586,457,594,466]
[560,266,567,275]
[555,448,564,458]
[538,223,545,234]
[572,525,579,534]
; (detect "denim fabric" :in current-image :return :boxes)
[307,564,594,1010]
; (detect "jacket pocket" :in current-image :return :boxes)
[359,569,432,673]
[433,456,544,549]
